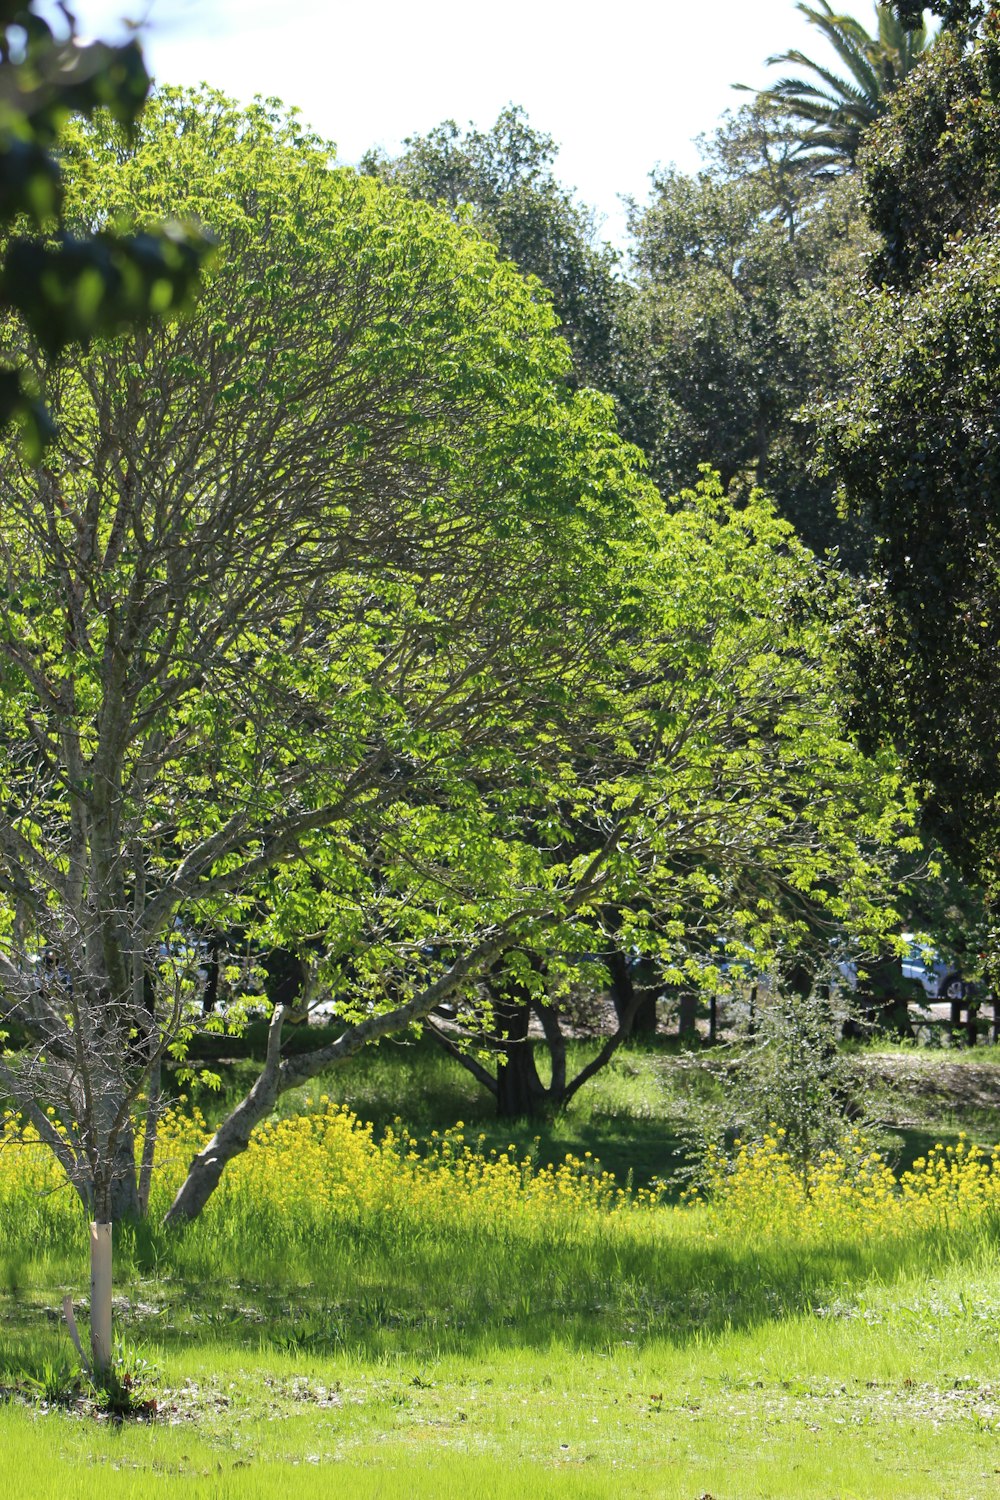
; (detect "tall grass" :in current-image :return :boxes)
[4,1099,1000,1365]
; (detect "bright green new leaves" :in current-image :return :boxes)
[361,106,626,402]
[0,89,657,1210]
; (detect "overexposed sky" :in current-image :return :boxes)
[63,0,928,243]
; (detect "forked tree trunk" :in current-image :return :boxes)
[608,948,657,1036]
[432,954,654,1121]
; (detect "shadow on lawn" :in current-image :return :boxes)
[0,1219,965,1379]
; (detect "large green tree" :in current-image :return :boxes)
[816,14,1000,898]
[0,87,646,1223]
[0,92,910,1248]
[361,107,626,403]
[625,106,875,561]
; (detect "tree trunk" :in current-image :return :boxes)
[966,999,979,1049]
[885,996,915,1041]
[164,1001,290,1225]
[137,1060,161,1218]
[678,989,698,1039]
[494,999,548,1119]
[201,933,222,1015]
[608,948,656,1035]
[109,1118,141,1222]
[264,947,311,1023]
[533,999,566,1102]
[164,1051,283,1223]
[847,955,914,1042]
[110,1171,141,1223]
[89,1104,142,1224]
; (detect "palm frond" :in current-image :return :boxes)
[791,3,884,97]
[748,0,933,177]
[766,62,876,113]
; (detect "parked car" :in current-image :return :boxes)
[838,933,967,1005]
[899,935,967,1003]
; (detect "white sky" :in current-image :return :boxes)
[63,0,928,244]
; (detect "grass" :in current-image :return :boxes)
[5,1283,1000,1499]
[4,1038,1000,1497]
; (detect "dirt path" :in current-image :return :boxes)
[856,1052,1000,1112]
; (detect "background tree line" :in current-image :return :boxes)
[363,0,1000,947]
[360,3,932,568]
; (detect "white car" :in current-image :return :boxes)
[899,935,966,1003]
[838,933,966,1004]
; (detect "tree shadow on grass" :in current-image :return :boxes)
[0,1220,973,1379]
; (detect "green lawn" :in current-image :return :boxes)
[5,1271,1000,1499]
[4,1038,1000,1498]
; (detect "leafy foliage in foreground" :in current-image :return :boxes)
[0,3,207,446]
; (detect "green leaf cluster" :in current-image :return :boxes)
[0,4,210,450]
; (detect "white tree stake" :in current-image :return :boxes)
[90,1221,113,1378]
[61,1295,92,1378]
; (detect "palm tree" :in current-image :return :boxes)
[749,2,931,176]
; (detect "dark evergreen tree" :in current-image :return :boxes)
[817,15,1000,896]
